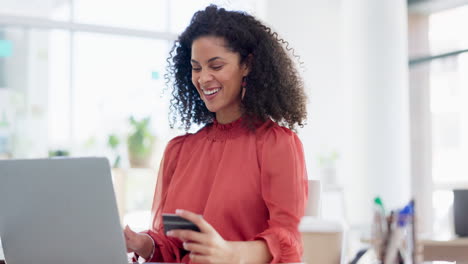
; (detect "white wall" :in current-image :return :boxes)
[265,0,411,227]
[341,0,411,223]
[264,0,344,185]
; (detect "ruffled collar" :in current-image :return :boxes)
[205,117,247,141]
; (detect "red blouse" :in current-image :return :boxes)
[144,118,308,263]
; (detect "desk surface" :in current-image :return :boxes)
[361,236,468,263]
[421,236,468,263]
[421,236,468,246]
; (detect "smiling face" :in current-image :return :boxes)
[191,36,249,124]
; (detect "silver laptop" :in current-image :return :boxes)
[0,157,128,264]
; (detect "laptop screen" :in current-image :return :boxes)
[0,157,128,264]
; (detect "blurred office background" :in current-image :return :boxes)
[1,0,468,260]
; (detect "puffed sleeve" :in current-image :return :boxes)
[254,126,308,263]
[138,135,188,262]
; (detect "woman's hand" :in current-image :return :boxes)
[123,225,153,259]
[167,209,240,264]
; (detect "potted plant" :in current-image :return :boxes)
[107,134,121,168]
[127,116,155,168]
[48,149,70,157]
[317,151,340,185]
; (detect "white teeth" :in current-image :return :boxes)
[203,88,220,95]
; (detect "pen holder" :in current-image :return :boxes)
[370,200,416,264]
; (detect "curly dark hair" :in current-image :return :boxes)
[166,4,307,131]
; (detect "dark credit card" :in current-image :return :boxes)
[162,213,200,233]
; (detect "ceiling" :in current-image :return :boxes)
[408,0,468,13]
[1,0,468,16]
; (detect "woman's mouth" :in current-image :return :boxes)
[202,87,221,100]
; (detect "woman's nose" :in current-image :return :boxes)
[198,70,213,85]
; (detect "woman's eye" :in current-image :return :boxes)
[211,65,223,70]
[192,67,201,72]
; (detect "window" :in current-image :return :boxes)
[0,0,262,232]
[72,32,169,157]
[428,5,468,236]
[429,7,468,183]
[0,0,70,21]
[73,0,168,32]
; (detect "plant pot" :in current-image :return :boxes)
[321,167,337,185]
[128,148,153,168]
[126,116,155,168]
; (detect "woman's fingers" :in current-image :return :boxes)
[123,227,135,251]
[123,226,131,240]
[183,242,211,255]
[123,225,145,253]
[167,229,207,244]
[175,209,214,234]
[189,253,211,264]
[124,225,133,234]
[124,225,136,240]
[166,210,234,263]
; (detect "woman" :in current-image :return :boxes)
[124,5,308,263]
